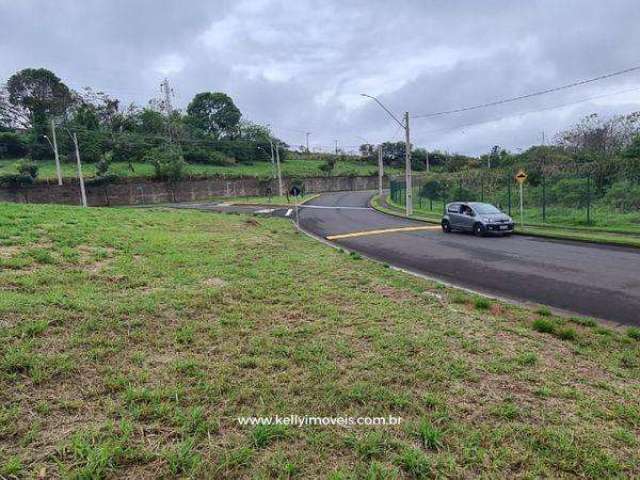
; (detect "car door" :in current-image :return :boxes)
[459,204,475,231]
[447,203,462,228]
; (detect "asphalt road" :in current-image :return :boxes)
[298,191,640,326]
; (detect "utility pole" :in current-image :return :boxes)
[404,111,413,215]
[274,143,283,197]
[541,131,547,223]
[51,120,62,186]
[425,149,430,173]
[378,144,384,198]
[72,133,87,207]
[335,139,338,155]
[305,132,311,153]
[268,138,276,179]
[360,93,412,216]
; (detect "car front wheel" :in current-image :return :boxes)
[473,223,485,237]
[442,220,451,233]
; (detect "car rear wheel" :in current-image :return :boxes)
[473,223,485,237]
[442,220,451,233]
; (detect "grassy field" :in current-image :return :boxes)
[0,158,401,181]
[1,203,640,478]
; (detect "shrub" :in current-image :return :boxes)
[145,145,186,182]
[627,327,640,341]
[182,145,235,166]
[555,326,577,341]
[319,156,337,172]
[532,318,555,334]
[207,150,235,166]
[474,298,491,310]
[0,132,29,158]
[603,181,640,212]
[17,160,39,179]
[0,173,35,187]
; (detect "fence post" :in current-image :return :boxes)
[587,174,592,225]
[507,172,512,216]
[542,170,547,223]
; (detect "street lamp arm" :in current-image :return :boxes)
[360,93,405,129]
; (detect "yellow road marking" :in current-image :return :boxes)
[326,225,441,240]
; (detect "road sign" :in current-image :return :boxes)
[289,185,302,197]
[515,170,527,184]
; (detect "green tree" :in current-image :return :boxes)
[186,92,241,138]
[145,145,186,182]
[6,68,73,159]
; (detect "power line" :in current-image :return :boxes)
[417,85,640,136]
[412,64,640,119]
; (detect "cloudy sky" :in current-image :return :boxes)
[1,0,640,155]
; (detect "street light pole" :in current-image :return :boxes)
[404,111,412,215]
[274,143,283,196]
[71,132,87,207]
[50,120,62,185]
[360,94,412,216]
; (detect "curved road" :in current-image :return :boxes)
[298,191,640,326]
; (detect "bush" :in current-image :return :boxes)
[555,326,577,341]
[17,160,38,179]
[603,181,640,212]
[319,157,337,172]
[627,327,640,341]
[0,174,35,187]
[474,298,491,310]
[144,145,186,182]
[0,132,29,158]
[532,318,555,334]
[182,145,235,166]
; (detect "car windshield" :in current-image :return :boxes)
[473,204,501,214]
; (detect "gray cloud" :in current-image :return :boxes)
[1,0,639,154]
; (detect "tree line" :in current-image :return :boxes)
[0,67,288,183]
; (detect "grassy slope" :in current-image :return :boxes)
[1,203,639,478]
[379,195,640,249]
[0,158,402,180]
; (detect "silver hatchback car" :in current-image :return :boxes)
[442,202,514,236]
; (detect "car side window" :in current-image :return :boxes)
[447,204,459,213]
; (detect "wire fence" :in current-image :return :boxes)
[389,167,640,231]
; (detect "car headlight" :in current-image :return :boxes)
[482,217,492,223]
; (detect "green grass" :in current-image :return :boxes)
[1,202,639,478]
[0,157,403,181]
